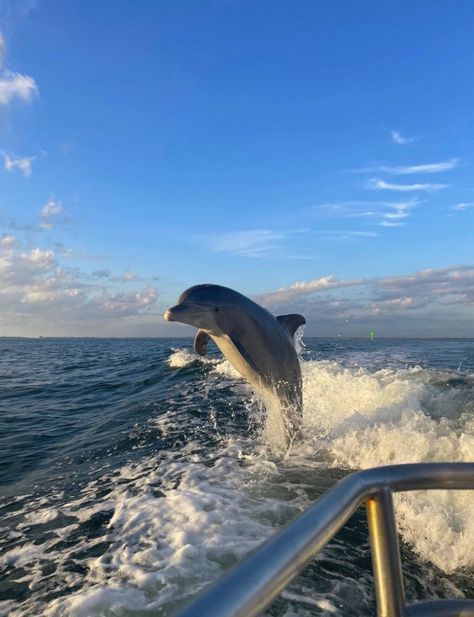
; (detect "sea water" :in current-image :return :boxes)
[0,337,473,616]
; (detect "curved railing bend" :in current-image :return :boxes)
[173,463,474,617]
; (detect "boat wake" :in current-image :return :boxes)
[1,342,473,616]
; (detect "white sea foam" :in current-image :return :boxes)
[211,358,241,379]
[300,360,474,572]
[38,440,309,617]
[22,507,59,526]
[167,348,216,368]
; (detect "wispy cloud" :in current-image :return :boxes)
[372,202,416,227]
[206,229,285,257]
[382,159,458,175]
[367,178,447,192]
[4,199,70,233]
[380,221,404,227]
[319,199,419,227]
[0,32,38,106]
[204,228,311,258]
[2,151,35,176]
[0,69,37,106]
[353,158,458,175]
[39,199,63,229]
[390,130,419,145]
[316,229,379,240]
[453,202,474,212]
[317,201,379,220]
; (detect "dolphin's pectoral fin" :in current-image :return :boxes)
[194,329,210,356]
[277,314,306,338]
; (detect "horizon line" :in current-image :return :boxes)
[1,336,473,341]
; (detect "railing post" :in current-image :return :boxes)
[366,488,405,617]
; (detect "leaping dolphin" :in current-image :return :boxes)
[163,284,305,442]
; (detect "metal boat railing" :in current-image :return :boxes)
[174,462,474,617]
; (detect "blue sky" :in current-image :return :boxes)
[0,0,473,337]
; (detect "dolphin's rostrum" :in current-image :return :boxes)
[164,284,305,443]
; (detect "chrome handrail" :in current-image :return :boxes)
[173,463,474,617]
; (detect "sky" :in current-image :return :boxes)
[0,0,473,337]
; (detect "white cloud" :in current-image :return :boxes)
[375,267,474,310]
[383,201,416,220]
[367,178,447,192]
[316,230,379,240]
[353,159,458,175]
[3,151,35,176]
[0,234,16,248]
[206,229,287,258]
[453,202,474,212]
[318,200,377,211]
[380,159,458,175]
[24,288,80,304]
[29,247,55,264]
[121,271,137,281]
[5,199,69,232]
[0,33,38,107]
[370,297,416,313]
[0,240,160,333]
[261,266,474,309]
[390,130,418,145]
[258,275,364,304]
[380,221,404,227]
[317,199,420,228]
[257,266,474,336]
[0,69,37,105]
[39,199,63,229]
[40,199,63,219]
[0,247,55,287]
[93,287,157,315]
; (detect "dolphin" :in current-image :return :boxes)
[163,284,305,441]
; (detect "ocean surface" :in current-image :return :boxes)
[0,336,473,617]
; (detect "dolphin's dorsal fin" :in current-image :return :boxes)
[277,314,306,338]
[194,329,210,356]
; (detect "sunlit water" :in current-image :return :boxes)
[0,337,473,616]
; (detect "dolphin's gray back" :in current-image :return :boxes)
[211,295,303,412]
